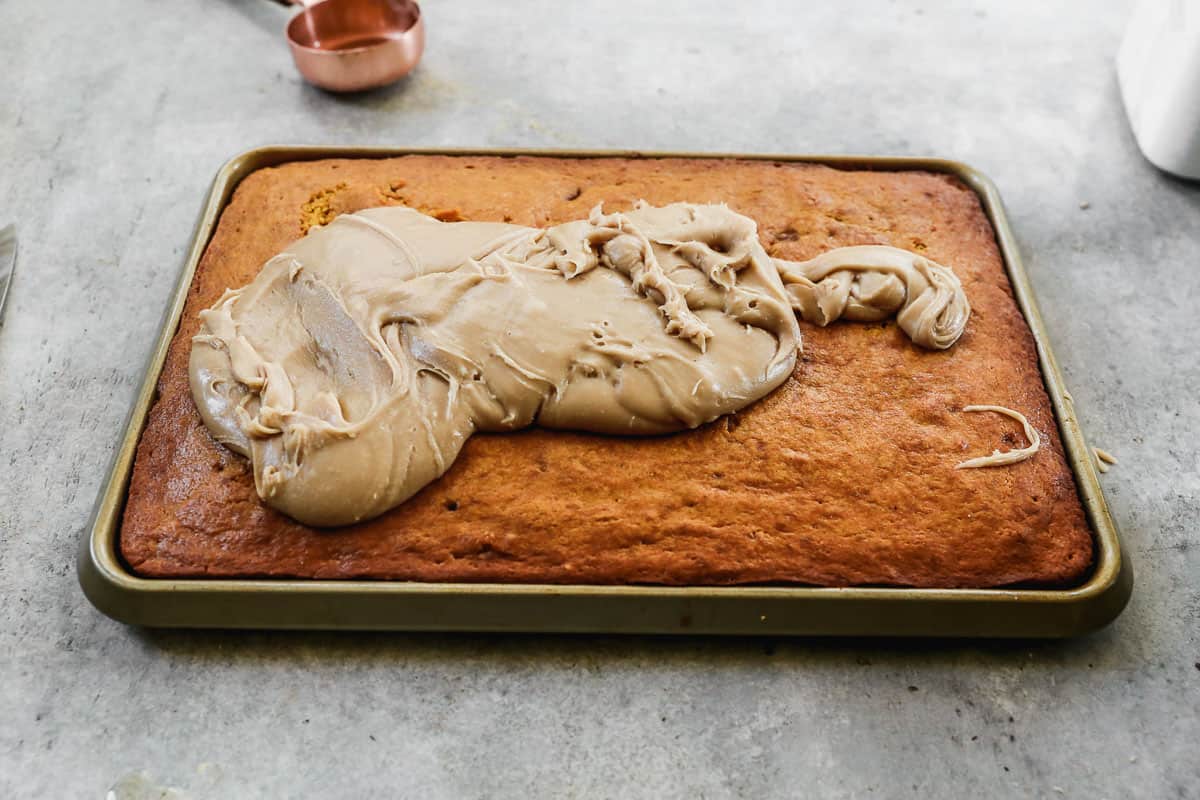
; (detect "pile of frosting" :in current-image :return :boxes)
[190,202,970,526]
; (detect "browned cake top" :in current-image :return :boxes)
[121,156,1093,587]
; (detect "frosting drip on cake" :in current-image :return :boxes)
[190,202,970,526]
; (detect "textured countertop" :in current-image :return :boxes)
[1,0,1197,797]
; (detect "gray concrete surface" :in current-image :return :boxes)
[1,0,1197,797]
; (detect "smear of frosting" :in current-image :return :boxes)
[1093,446,1117,473]
[955,404,1041,469]
[189,202,970,526]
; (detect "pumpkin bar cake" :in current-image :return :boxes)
[120,156,1093,587]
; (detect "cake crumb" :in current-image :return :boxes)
[379,179,407,203]
[300,183,348,233]
[433,208,465,222]
[1079,201,1091,210]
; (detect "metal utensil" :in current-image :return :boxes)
[272,0,424,93]
[0,225,16,325]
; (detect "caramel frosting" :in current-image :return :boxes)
[776,245,971,350]
[190,202,971,526]
[955,404,1042,469]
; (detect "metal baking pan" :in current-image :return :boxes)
[78,146,1132,636]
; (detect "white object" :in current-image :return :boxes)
[1117,0,1200,180]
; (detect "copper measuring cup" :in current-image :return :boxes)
[274,0,424,92]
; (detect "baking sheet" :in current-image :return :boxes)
[78,147,1131,636]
